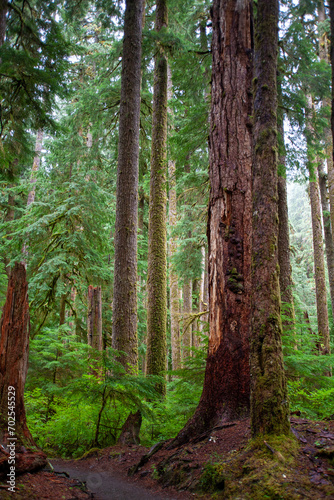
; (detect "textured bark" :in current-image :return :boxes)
[251,0,290,437]
[0,263,47,472]
[317,2,334,318]
[112,0,144,372]
[330,0,334,248]
[169,0,253,447]
[182,280,192,360]
[277,122,296,346]
[167,64,181,372]
[146,0,168,396]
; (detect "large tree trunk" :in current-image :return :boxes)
[146,0,168,396]
[112,0,144,372]
[251,0,290,437]
[0,263,47,473]
[169,0,253,448]
[277,121,296,348]
[167,65,181,372]
[317,2,334,318]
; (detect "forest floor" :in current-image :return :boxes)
[1,417,334,499]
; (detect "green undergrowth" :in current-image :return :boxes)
[24,327,206,457]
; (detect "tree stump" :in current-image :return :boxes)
[0,263,47,474]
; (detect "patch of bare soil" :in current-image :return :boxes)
[1,417,334,499]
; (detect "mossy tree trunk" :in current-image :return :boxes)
[170,0,253,447]
[251,0,290,437]
[112,0,144,373]
[317,2,334,319]
[277,120,296,348]
[0,263,47,473]
[146,0,168,396]
[167,66,181,372]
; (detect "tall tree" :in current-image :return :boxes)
[251,0,290,436]
[170,0,253,446]
[306,96,330,355]
[112,0,144,372]
[146,0,168,396]
[277,119,296,346]
[317,1,334,318]
[167,65,181,372]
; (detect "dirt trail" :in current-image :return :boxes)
[51,459,182,500]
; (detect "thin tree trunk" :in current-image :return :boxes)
[192,279,200,349]
[169,0,253,448]
[277,121,296,347]
[27,129,43,207]
[318,160,334,317]
[87,286,103,377]
[182,280,192,360]
[0,263,47,473]
[308,165,331,354]
[87,286,103,351]
[198,246,207,336]
[112,0,144,372]
[167,66,181,372]
[251,0,290,437]
[146,0,168,396]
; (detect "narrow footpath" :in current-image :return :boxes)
[51,459,187,500]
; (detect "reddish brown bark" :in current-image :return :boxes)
[169,0,253,447]
[0,263,46,472]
